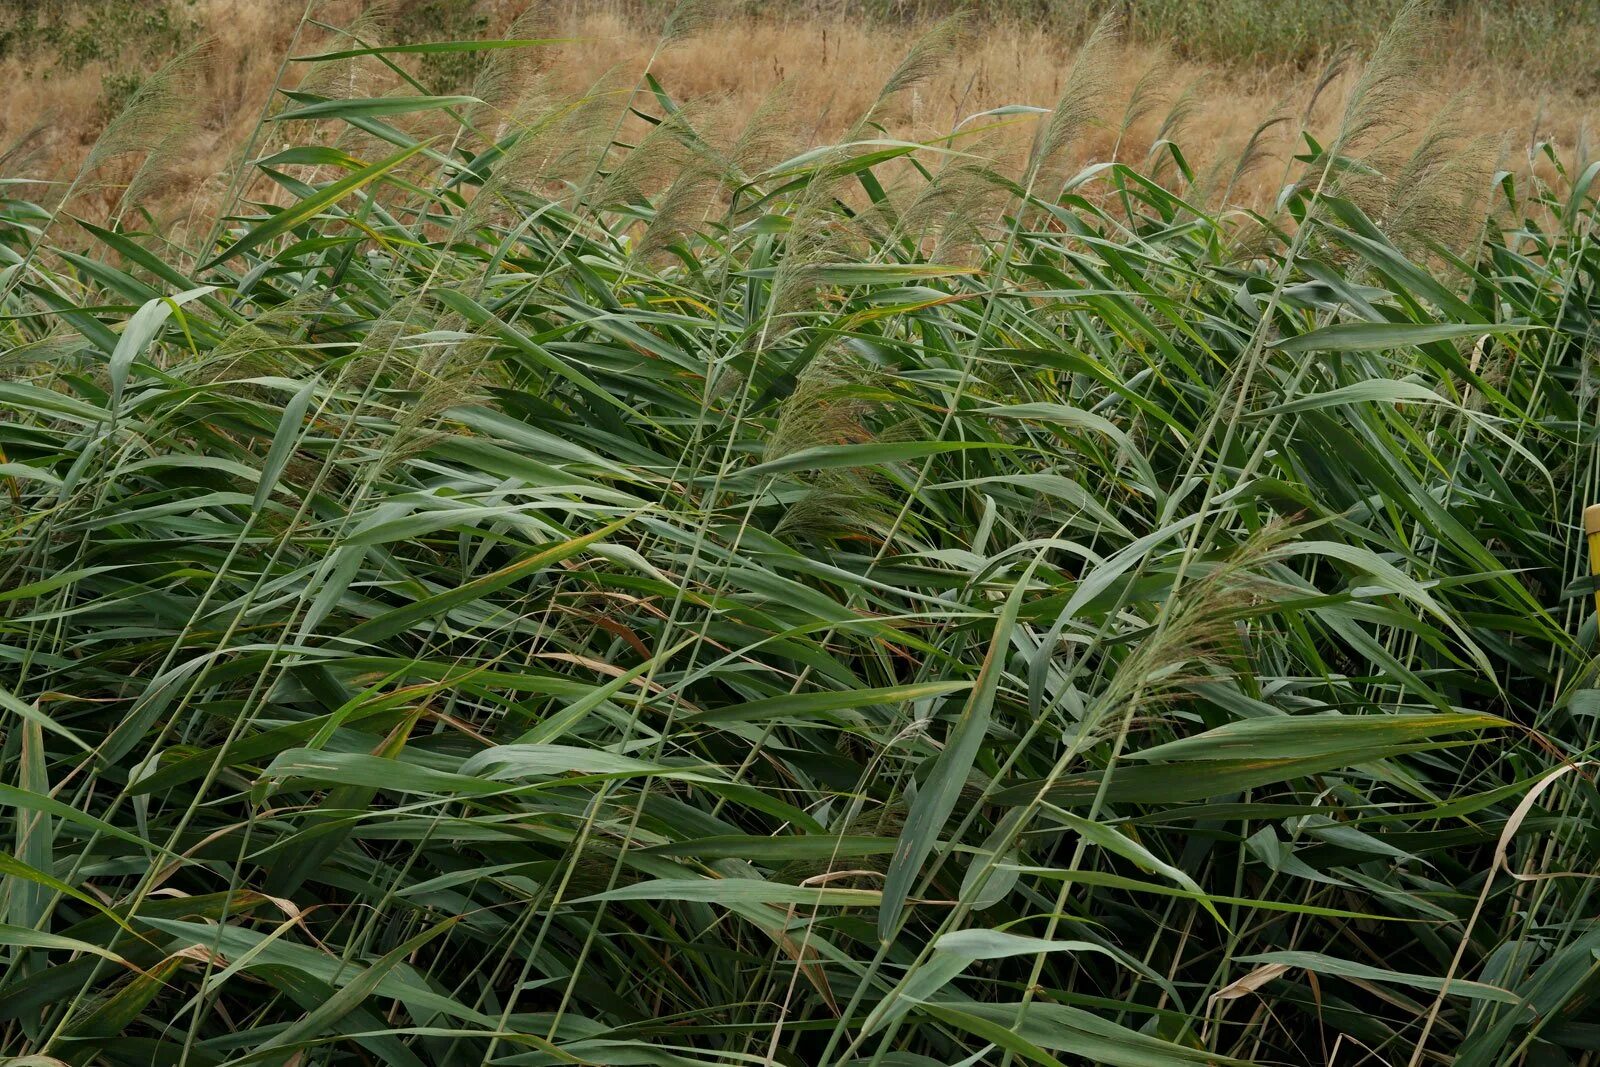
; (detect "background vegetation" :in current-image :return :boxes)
[2,0,1596,225]
[2,2,1600,1065]
[8,0,1600,85]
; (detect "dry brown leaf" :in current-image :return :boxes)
[1210,962,1291,1003]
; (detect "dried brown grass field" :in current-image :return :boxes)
[1,0,1595,232]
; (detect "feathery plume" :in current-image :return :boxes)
[468,4,556,121]
[1145,76,1204,179]
[1113,53,1172,160]
[1212,112,1293,210]
[292,4,394,106]
[1093,517,1300,720]
[467,65,633,225]
[1334,0,1439,156]
[85,41,213,184]
[1382,98,1499,258]
[1029,12,1121,185]
[593,105,710,211]
[766,349,894,544]
[659,0,711,48]
[729,79,803,183]
[1303,46,1354,130]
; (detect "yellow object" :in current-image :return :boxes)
[1585,505,1600,619]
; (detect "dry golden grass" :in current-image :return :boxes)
[1,0,1593,229]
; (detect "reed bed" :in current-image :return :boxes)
[1,3,1599,1064]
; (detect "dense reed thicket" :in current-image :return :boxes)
[2,4,1600,1065]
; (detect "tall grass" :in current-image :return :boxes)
[1,4,1599,1065]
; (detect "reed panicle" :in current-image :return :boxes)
[1029,11,1120,186]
